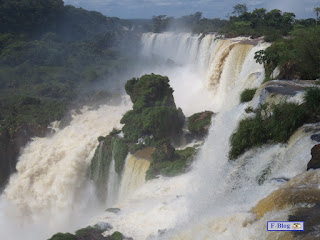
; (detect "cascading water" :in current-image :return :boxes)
[0,102,130,240]
[118,154,150,202]
[1,32,313,240]
[91,33,273,239]
[139,33,267,114]
[106,158,120,207]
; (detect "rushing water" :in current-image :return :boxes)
[1,32,317,240]
[0,103,131,239]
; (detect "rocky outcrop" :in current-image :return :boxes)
[251,171,320,219]
[307,144,320,170]
[252,80,317,108]
[289,204,320,240]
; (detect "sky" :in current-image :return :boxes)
[63,0,320,19]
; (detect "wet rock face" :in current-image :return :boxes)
[255,80,316,108]
[311,134,320,142]
[307,144,320,171]
[289,204,320,240]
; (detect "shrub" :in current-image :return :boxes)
[304,87,320,114]
[146,147,197,180]
[110,231,124,240]
[75,226,95,236]
[48,233,76,240]
[121,74,185,142]
[240,88,257,103]
[229,102,307,160]
[112,137,128,175]
[188,111,214,135]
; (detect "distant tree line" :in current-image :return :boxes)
[0,0,136,137]
[150,4,318,41]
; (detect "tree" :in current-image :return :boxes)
[152,15,172,33]
[314,7,320,26]
[232,4,248,16]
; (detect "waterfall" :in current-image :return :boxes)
[92,33,317,240]
[118,154,150,202]
[0,102,130,240]
[139,32,267,114]
[1,31,311,240]
[106,158,120,207]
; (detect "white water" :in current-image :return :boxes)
[0,102,130,240]
[140,33,267,114]
[106,158,120,207]
[93,33,317,240]
[118,154,150,202]
[0,32,314,240]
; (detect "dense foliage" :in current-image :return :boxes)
[48,232,77,240]
[0,0,134,144]
[229,87,320,160]
[112,137,129,174]
[255,27,320,80]
[150,4,318,40]
[48,226,126,240]
[0,95,65,134]
[240,88,257,103]
[188,111,214,135]
[146,147,197,180]
[0,0,130,41]
[223,6,296,40]
[121,74,185,142]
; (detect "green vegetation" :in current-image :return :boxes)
[240,88,257,103]
[75,226,95,236]
[48,226,127,240]
[304,88,320,113]
[229,102,308,160]
[0,95,66,134]
[48,233,77,240]
[150,4,318,39]
[109,232,124,240]
[0,0,134,148]
[254,27,320,80]
[151,12,227,33]
[90,132,129,200]
[90,136,113,200]
[188,111,214,135]
[0,0,137,189]
[121,74,185,142]
[230,87,320,159]
[112,137,129,175]
[0,0,130,41]
[146,147,197,180]
[223,6,296,40]
[108,74,202,180]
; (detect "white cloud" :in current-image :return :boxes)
[63,0,320,18]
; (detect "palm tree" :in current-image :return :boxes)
[314,7,320,27]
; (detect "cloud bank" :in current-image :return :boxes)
[63,0,320,19]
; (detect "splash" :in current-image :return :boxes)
[0,102,130,239]
[118,154,150,202]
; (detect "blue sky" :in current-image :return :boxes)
[63,0,320,19]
